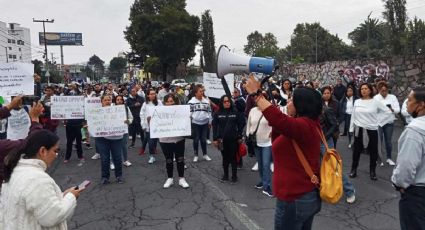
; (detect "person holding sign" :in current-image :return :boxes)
[140,89,163,164]
[95,95,125,184]
[212,95,245,183]
[159,94,190,189]
[115,95,133,167]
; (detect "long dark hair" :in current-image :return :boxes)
[147,88,159,106]
[218,95,235,112]
[293,87,323,120]
[3,130,59,183]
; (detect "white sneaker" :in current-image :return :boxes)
[179,178,190,188]
[123,160,132,167]
[148,156,156,164]
[163,178,174,188]
[346,194,356,204]
[348,144,352,148]
[206,140,212,145]
[380,162,384,167]
[91,153,100,160]
[129,136,132,140]
[386,159,396,166]
[184,164,188,169]
[203,155,212,161]
[270,163,274,172]
[110,163,115,170]
[251,162,258,171]
[193,156,198,162]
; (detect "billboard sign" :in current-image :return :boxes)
[39,32,83,46]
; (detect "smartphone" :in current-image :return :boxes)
[75,180,91,190]
[386,104,392,109]
[11,95,40,106]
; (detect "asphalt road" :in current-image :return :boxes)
[50,122,404,230]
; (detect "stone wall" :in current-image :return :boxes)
[281,55,425,101]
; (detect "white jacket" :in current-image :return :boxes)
[246,107,272,147]
[0,159,76,230]
[140,101,163,132]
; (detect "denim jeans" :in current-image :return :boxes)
[274,189,321,230]
[320,138,355,198]
[192,123,208,156]
[122,133,129,161]
[95,137,123,180]
[142,131,158,155]
[379,123,394,159]
[254,146,272,190]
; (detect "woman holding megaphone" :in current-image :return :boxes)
[245,74,322,230]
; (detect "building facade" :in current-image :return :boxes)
[0,21,32,63]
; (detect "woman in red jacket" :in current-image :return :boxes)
[246,75,323,230]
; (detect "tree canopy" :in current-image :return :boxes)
[244,31,279,57]
[125,0,200,81]
[200,10,216,72]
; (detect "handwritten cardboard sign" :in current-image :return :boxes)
[50,96,85,119]
[0,63,34,96]
[149,105,191,138]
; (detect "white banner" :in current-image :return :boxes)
[86,105,127,137]
[149,105,191,138]
[50,96,85,119]
[203,72,234,99]
[7,108,30,140]
[84,97,102,120]
[0,63,34,96]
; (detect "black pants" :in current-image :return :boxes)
[399,186,425,230]
[160,140,185,178]
[221,138,238,179]
[129,119,143,145]
[351,128,378,171]
[66,125,83,160]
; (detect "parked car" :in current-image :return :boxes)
[171,79,188,88]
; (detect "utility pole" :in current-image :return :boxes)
[366,11,372,59]
[33,18,54,84]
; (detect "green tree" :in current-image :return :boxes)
[109,57,127,82]
[382,0,407,55]
[244,31,278,57]
[125,0,200,81]
[348,16,390,58]
[200,10,216,72]
[406,17,425,54]
[31,59,43,75]
[286,23,351,63]
[88,55,105,72]
[144,56,162,78]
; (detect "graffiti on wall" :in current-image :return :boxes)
[283,61,390,86]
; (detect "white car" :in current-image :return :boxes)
[171,79,188,88]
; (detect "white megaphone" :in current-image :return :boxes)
[216,45,276,78]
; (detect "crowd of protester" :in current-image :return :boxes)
[0,69,424,230]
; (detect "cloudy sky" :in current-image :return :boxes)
[1,0,424,65]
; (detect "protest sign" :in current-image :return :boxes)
[7,108,30,140]
[84,97,101,120]
[50,96,85,119]
[86,105,127,137]
[203,72,234,98]
[149,105,191,138]
[0,63,34,96]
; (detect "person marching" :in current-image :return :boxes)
[159,94,190,189]
[213,95,245,183]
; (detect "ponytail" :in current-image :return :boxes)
[3,147,25,183]
[3,130,59,183]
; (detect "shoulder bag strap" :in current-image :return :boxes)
[292,140,319,186]
[252,115,264,136]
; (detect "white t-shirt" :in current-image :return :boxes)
[349,98,391,132]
